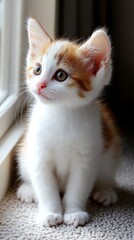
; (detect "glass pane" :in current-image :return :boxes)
[0,0,7,104]
[0,0,2,86]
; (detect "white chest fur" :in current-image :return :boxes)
[26,102,102,183]
[28,102,102,149]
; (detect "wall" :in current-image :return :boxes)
[26,0,56,38]
[110,1,134,149]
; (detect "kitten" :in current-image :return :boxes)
[17,18,121,227]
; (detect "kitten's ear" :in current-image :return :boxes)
[27,18,51,61]
[80,29,111,75]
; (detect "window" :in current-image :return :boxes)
[0,0,56,201]
[0,0,24,139]
[0,0,5,104]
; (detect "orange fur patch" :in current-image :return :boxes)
[100,103,121,157]
[78,91,85,98]
[27,67,33,71]
[27,72,33,78]
[27,66,34,79]
[27,40,92,95]
[56,42,92,94]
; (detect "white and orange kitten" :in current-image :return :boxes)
[17,18,121,227]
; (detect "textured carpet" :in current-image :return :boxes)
[0,155,134,240]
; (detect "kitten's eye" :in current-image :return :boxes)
[33,63,42,75]
[54,69,68,82]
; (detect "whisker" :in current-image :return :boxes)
[20,95,31,123]
[15,89,30,122]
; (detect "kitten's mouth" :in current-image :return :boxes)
[37,90,53,100]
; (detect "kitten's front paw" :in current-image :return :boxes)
[93,188,118,206]
[63,211,90,227]
[37,212,63,227]
[17,183,37,203]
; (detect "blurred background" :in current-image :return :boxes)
[0,0,134,153]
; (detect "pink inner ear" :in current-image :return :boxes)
[90,52,106,75]
[80,30,111,75]
[89,31,111,64]
[82,49,106,76]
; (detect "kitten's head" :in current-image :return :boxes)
[26,18,112,108]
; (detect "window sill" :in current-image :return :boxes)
[0,121,25,164]
[0,121,25,201]
[0,94,18,139]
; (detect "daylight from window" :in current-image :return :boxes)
[0,0,23,139]
[0,0,3,103]
[0,0,7,105]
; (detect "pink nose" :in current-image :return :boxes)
[36,81,47,94]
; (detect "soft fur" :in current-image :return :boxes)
[17,18,121,227]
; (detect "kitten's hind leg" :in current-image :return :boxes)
[93,186,118,206]
[17,183,38,203]
[93,150,119,206]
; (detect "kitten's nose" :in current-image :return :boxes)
[36,80,47,94]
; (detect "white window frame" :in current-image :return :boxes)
[0,0,56,201]
[0,0,24,139]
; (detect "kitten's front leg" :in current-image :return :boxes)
[30,154,62,227]
[63,154,97,227]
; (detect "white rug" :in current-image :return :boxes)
[0,155,134,240]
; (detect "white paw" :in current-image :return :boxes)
[93,189,118,206]
[17,183,37,203]
[37,211,63,227]
[64,211,89,227]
